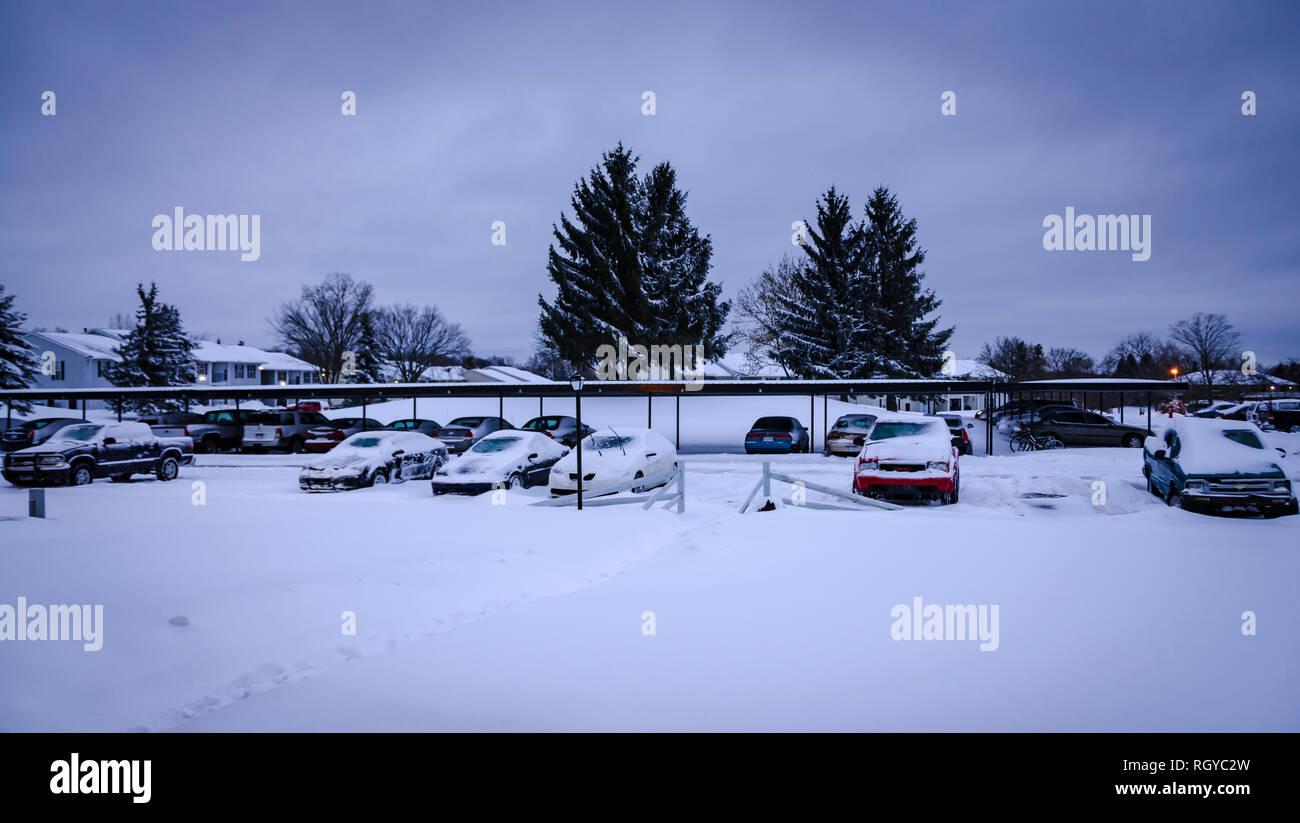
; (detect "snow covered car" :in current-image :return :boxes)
[853,415,959,503]
[431,429,567,495]
[298,430,448,491]
[549,427,677,496]
[1143,418,1296,516]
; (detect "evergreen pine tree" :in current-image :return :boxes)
[539,144,730,372]
[348,311,385,383]
[773,187,873,378]
[862,186,953,377]
[107,283,196,413]
[0,285,40,414]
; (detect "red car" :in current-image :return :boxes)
[304,417,385,453]
[853,415,960,504]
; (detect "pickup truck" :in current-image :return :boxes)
[242,410,333,453]
[1143,417,1296,517]
[2,421,194,486]
[1259,399,1300,433]
[166,408,260,453]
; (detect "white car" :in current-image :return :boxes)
[299,430,448,491]
[549,427,677,496]
[431,430,568,495]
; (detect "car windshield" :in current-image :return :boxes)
[834,416,873,429]
[1222,430,1264,449]
[590,435,633,450]
[472,436,521,453]
[54,424,103,442]
[347,436,384,448]
[869,422,937,441]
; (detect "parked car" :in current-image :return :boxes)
[519,415,595,447]
[549,427,677,496]
[300,430,448,491]
[384,418,443,437]
[242,409,332,453]
[139,411,205,438]
[853,415,959,503]
[432,430,567,495]
[435,416,513,454]
[1143,418,1296,516]
[182,408,260,453]
[303,417,386,453]
[977,398,1077,422]
[1026,408,1150,448]
[933,413,975,455]
[744,416,811,454]
[1191,400,1239,419]
[1,417,86,452]
[825,413,878,456]
[1259,399,1300,433]
[3,421,193,486]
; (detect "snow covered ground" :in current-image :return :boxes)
[2,426,1297,732]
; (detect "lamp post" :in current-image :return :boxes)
[570,373,584,510]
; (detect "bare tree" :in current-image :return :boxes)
[1045,347,1095,378]
[1169,312,1241,397]
[269,273,374,383]
[977,336,1047,381]
[730,253,802,377]
[374,303,472,382]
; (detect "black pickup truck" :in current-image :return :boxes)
[2,421,194,486]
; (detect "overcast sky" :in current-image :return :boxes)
[2,0,1298,367]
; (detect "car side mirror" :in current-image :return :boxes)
[1276,447,1287,457]
[528,453,539,460]
[102,437,116,445]
[645,452,657,458]
[391,449,405,457]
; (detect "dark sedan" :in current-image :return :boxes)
[1,417,87,452]
[744,416,811,454]
[304,417,386,453]
[436,416,512,454]
[1027,408,1149,447]
[519,415,595,447]
[384,418,443,436]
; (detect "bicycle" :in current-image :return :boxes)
[1008,423,1065,452]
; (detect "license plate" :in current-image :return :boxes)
[763,436,773,442]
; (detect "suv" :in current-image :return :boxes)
[242,410,332,453]
[183,408,261,453]
[1259,399,1300,433]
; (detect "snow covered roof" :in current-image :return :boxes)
[935,359,1011,380]
[1179,369,1296,387]
[25,331,123,361]
[464,365,550,383]
[255,349,320,372]
[188,341,319,371]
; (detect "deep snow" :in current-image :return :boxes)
[2,425,1297,732]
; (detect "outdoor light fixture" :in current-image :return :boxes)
[570,373,584,510]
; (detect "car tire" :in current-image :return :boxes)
[370,469,388,487]
[1290,425,1300,434]
[1122,434,1143,448]
[69,464,93,486]
[631,471,646,494]
[155,456,179,482]
[508,472,523,489]
[200,437,219,454]
[950,473,960,504]
[1164,483,1182,509]
[288,437,305,454]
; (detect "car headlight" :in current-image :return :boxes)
[926,461,949,472]
[1274,479,1292,493]
[37,455,65,467]
[1184,479,1206,491]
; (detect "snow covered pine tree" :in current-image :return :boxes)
[106,283,197,413]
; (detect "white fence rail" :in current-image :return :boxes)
[740,461,903,513]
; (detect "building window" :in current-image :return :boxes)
[52,361,65,381]
[96,360,111,378]
[214,364,228,383]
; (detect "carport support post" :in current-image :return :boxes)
[647,395,652,428]
[499,393,503,421]
[675,395,680,450]
[823,395,827,453]
[809,393,814,450]
[1146,391,1152,435]
[80,398,86,421]
[413,397,417,420]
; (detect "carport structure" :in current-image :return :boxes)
[0,377,1181,455]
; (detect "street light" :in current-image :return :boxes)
[570,373,584,510]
